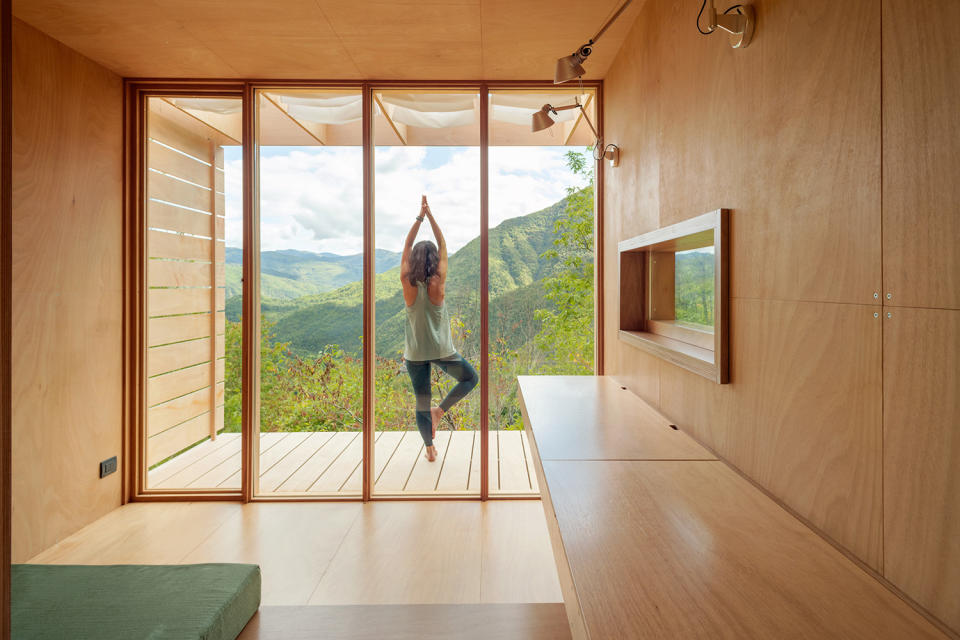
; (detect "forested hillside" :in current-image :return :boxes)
[224,197,569,357]
[223,247,401,300]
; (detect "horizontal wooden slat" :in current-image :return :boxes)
[148,312,224,346]
[148,382,224,437]
[215,167,224,193]
[149,287,209,317]
[149,287,224,317]
[149,170,212,212]
[215,192,225,216]
[148,229,214,261]
[147,409,224,468]
[148,111,214,161]
[148,139,211,186]
[149,260,218,289]
[148,200,215,237]
[148,359,225,407]
[148,337,210,377]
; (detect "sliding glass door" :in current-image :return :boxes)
[372,89,482,497]
[487,88,598,496]
[251,88,365,497]
[136,82,599,500]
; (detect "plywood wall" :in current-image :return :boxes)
[603,0,959,634]
[10,19,122,562]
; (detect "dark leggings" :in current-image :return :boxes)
[404,354,479,446]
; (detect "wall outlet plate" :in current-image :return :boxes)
[99,456,118,478]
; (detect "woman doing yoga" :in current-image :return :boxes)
[401,196,479,462]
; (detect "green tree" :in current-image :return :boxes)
[534,150,595,374]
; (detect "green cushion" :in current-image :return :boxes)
[12,563,261,640]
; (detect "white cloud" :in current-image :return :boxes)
[223,145,588,254]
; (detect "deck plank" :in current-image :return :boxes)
[467,431,482,492]
[221,431,303,488]
[154,434,242,488]
[147,434,236,487]
[275,432,356,493]
[376,431,423,493]
[404,431,451,492]
[259,432,333,493]
[497,430,531,493]
[149,430,539,496]
[190,433,287,489]
[311,432,365,493]
[340,431,388,492]
[373,431,404,481]
[437,432,475,492]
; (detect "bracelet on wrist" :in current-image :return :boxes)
[417,216,425,222]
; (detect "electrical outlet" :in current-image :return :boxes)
[99,456,117,478]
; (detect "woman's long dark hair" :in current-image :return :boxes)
[408,240,439,286]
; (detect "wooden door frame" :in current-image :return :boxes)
[122,79,604,503]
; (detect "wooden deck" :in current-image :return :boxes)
[148,430,539,495]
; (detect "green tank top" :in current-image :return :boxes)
[404,282,456,361]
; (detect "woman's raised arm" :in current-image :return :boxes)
[422,197,447,280]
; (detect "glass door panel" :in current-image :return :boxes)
[372,89,482,496]
[487,88,597,495]
[252,88,365,496]
[144,95,242,491]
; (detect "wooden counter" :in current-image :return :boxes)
[519,376,946,640]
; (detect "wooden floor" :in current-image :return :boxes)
[29,501,564,607]
[238,604,571,640]
[148,430,539,495]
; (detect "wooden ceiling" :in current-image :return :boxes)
[12,0,644,80]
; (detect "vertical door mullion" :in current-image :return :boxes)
[362,84,375,501]
[480,85,489,501]
[241,83,260,502]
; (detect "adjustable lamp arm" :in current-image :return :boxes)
[591,0,634,44]
[545,103,600,140]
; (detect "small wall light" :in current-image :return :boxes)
[697,0,756,48]
[532,100,620,167]
[554,0,634,84]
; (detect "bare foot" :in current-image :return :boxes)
[430,407,444,439]
[424,445,437,462]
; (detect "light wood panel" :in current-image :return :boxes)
[10,19,123,563]
[12,0,639,80]
[539,459,944,640]
[28,500,564,608]
[146,411,223,467]
[882,0,960,310]
[147,336,212,377]
[148,312,223,346]
[518,376,713,462]
[148,201,217,239]
[479,501,561,603]
[238,603,571,640]
[653,0,882,305]
[184,503,360,606]
[27,502,238,565]
[883,307,960,632]
[603,0,890,590]
[658,299,883,569]
[307,501,483,604]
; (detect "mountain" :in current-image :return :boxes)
[223,247,401,299]
[225,195,577,356]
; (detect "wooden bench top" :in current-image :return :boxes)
[518,376,714,461]
[519,376,946,640]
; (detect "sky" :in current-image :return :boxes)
[223,145,589,255]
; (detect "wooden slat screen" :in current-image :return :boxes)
[145,99,233,468]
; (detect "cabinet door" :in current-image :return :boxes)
[883,307,960,632]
